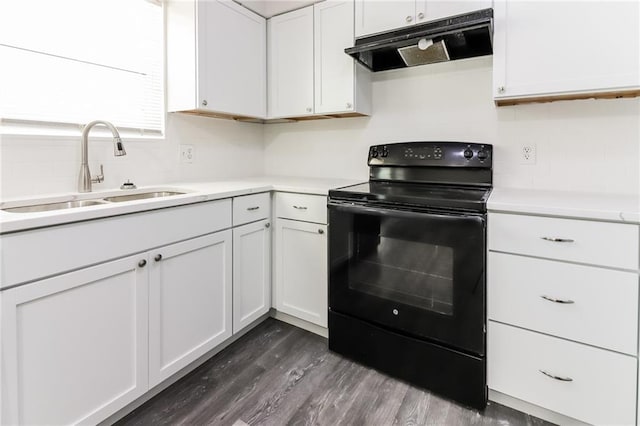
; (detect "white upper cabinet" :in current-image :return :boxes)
[314,0,370,115]
[422,1,492,22]
[269,1,371,119]
[355,0,492,38]
[493,0,640,104]
[355,0,416,37]
[167,0,266,118]
[268,6,315,118]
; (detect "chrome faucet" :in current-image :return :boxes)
[78,120,126,192]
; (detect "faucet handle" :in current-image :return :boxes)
[91,164,104,184]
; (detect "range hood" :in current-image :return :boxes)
[345,8,493,72]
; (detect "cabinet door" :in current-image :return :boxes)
[233,219,271,334]
[148,231,232,387]
[314,0,355,114]
[493,1,640,100]
[1,255,149,425]
[198,0,266,117]
[275,219,328,327]
[422,1,491,22]
[267,6,314,118]
[354,0,415,38]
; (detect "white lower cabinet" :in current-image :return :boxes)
[275,218,328,327]
[489,322,637,426]
[487,212,640,425]
[1,199,235,425]
[148,231,232,387]
[233,219,271,334]
[1,255,149,425]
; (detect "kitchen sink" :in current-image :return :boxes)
[2,199,109,213]
[2,189,190,213]
[102,191,186,202]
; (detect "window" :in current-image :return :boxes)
[0,0,164,136]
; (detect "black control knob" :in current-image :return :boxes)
[371,147,379,158]
[381,146,389,157]
[463,148,474,159]
[433,147,443,159]
[477,149,488,160]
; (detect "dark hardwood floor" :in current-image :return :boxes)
[116,319,554,426]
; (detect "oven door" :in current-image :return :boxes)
[328,201,485,355]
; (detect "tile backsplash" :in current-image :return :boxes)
[264,57,640,196]
[2,56,639,199]
[0,113,265,199]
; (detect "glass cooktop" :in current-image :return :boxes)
[329,181,491,212]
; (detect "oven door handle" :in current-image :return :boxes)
[329,202,484,222]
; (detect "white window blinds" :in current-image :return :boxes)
[0,0,163,135]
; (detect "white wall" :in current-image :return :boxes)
[264,57,640,195]
[0,113,265,199]
[1,56,639,199]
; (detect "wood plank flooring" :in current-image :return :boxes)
[116,319,554,426]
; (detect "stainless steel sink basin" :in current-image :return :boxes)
[102,191,186,203]
[3,199,109,213]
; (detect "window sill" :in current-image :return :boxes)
[0,120,164,142]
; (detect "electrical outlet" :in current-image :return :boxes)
[180,144,194,164]
[521,144,536,165]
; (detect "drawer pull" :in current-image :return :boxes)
[540,295,575,304]
[539,369,573,382]
[293,205,308,210]
[541,237,575,243]
[246,206,260,211]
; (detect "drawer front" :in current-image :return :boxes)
[276,192,327,224]
[233,192,270,226]
[488,213,639,270]
[488,322,637,426]
[488,252,638,355]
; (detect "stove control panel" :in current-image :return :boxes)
[368,142,492,168]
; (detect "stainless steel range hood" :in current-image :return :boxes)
[345,9,493,72]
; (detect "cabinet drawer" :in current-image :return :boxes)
[275,192,327,224]
[488,213,639,270]
[488,322,637,426]
[233,192,270,226]
[488,252,638,355]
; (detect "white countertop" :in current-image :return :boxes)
[488,188,640,224]
[0,176,363,234]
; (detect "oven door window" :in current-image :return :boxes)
[329,204,485,355]
[350,229,454,316]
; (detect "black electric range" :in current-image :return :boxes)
[327,141,492,409]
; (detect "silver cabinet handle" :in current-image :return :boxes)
[541,237,575,243]
[247,206,260,211]
[497,86,505,94]
[306,107,312,112]
[154,254,163,262]
[138,259,147,268]
[318,229,324,234]
[417,12,424,19]
[539,370,573,382]
[346,102,352,109]
[293,205,307,210]
[202,100,208,106]
[541,295,575,304]
[265,223,271,228]
[406,15,413,22]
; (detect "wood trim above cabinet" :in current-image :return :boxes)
[495,89,640,107]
